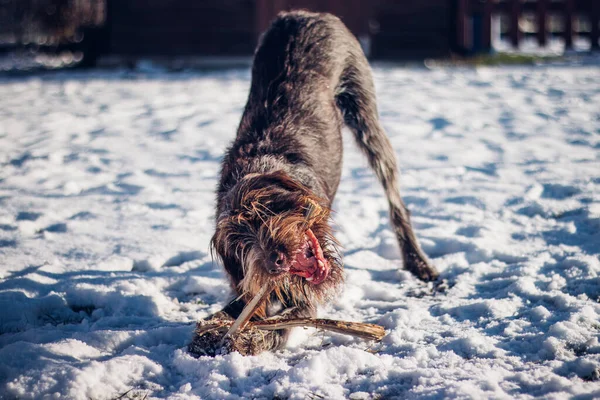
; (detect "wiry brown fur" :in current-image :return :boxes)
[210,171,343,318]
[189,10,438,357]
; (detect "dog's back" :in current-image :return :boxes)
[227,11,369,203]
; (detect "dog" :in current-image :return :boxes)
[189,10,438,356]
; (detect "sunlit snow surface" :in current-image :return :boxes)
[1,63,599,399]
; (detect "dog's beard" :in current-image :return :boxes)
[238,215,343,308]
[211,173,344,313]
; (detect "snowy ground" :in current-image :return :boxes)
[0,62,599,399]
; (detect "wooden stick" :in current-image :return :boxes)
[202,315,386,342]
[252,318,386,341]
[219,282,273,347]
[211,267,386,348]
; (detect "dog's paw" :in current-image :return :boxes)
[188,312,282,357]
[188,312,233,357]
[220,325,273,356]
[433,278,449,294]
[188,328,226,357]
[405,255,439,282]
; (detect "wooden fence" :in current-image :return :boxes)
[12,1,598,65]
[2,0,455,62]
[255,0,370,38]
[457,0,600,52]
[106,0,257,56]
[0,0,105,45]
[105,0,377,57]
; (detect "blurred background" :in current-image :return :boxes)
[0,0,599,72]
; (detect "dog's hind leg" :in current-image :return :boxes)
[335,54,439,282]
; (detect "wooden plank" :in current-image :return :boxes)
[106,0,456,59]
[273,0,287,13]
[510,0,521,49]
[565,0,574,49]
[110,32,255,55]
[456,0,468,51]
[359,0,375,37]
[111,13,254,29]
[255,0,271,37]
[375,8,448,28]
[371,0,452,58]
[107,0,257,56]
[591,0,600,50]
[482,0,493,51]
[537,0,548,46]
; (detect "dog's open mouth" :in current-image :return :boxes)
[290,229,329,284]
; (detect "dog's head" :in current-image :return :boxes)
[211,171,343,306]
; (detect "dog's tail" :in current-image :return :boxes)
[335,49,439,281]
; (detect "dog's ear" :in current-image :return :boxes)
[210,220,245,287]
[220,252,245,289]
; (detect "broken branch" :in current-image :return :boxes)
[218,282,274,347]
[252,318,386,341]
[201,316,386,342]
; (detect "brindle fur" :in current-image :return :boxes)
[189,10,438,356]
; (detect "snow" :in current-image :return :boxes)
[1,62,599,399]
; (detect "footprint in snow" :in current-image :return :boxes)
[16,211,42,221]
[132,251,205,272]
[163,251,204,267]
[541,183,580,200]
[0,239,17,248]
[146,202,182,211]
[69,211,95,220]
[40,223,68,233]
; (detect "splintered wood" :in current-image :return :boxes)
[194,282,385,356]
[251,318,385,341]
[219,282,274,347]
[198,317,386,342]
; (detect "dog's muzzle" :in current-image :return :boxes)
[267,251,289,275]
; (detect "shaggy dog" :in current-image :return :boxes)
[189,10,438,356]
